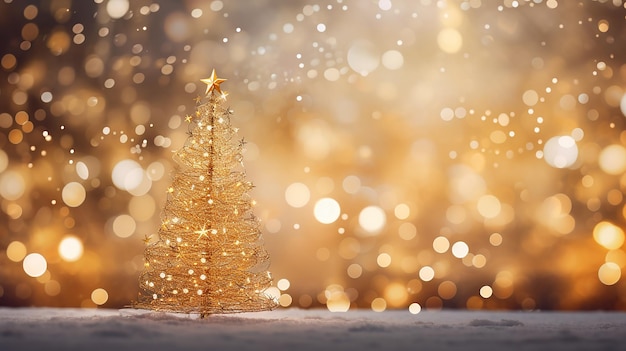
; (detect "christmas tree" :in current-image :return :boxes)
[135,70,277,315]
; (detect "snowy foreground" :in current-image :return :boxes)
[1,308,626,351]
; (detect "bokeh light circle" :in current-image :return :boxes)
[112,159,144,192]
[62,182,86,207]
[593,221,625,250]
[451,241,470,258]
[358,206,386,234]
[285,182,311,208]
[0,149,8,173]
[437,28,463,54]
[598,144,626,175]
[91,288,109,305]
[0,170,25,201]
[23,253,47,277]
[408,302,422,314]
[112,214,137,238]
[6,241,27,262]
[477,195,501,219]
[419,266,435,281]
[106,0,129,19]
[58,236,84,262]
[314,198,341,224]
[543,135,578,169]
[381,50,404,70]
[598,262,621,285]
[347,39,380,76]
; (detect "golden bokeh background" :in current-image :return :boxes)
[1,0,626,311]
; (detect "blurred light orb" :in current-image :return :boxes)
[480,285,493,298]
[0,170,25,201]
[112,214,136,238]
[127,168,152,196]
[398,222,417,240]
[324,68,340,81]
[44,280,61,297]
[489,130,507,144]
[314,198,341,224]
[437,28,463,54]
[449,165,486,203]
[371,297,387,312]
[75,161,89,180]
[620,93,626,117]
[378,0,392,10]
[593,221,625,250]
[164,12,192,42]
[382,50,404,70]
[433,236,450,253]
[112,159,143,191]
[297,119,333,160]
[347,39,380,76]
[0,149,8,173]
[326,285,350,312]
[23,253,47,277]
[279,294,292,307]
[446,205,466,224]
[440,107,454,121]
[377,253,392,268]
[408,302,422,314]
[543,135,578,168]
[146,161,165,181]
[277,278,290,291]
[58,236,84,262]
[522,90,539,106]
[490,233,503,246]
[419,266,435,281]
[451,241,470,258]
[347,263,363,278]
[477,195,501,219]
[342,175,361,194]
[265,218,282,233]
[91,288,109,305]
[394,203,410,220]
[358,206,386,234]
[106,0,129,19]
[438,281,458,300]
[210,0,224,11]
[598,144,626,175]
[606,250,626,268]
[6,241,27,262]
[62,182,86,207]
[384,282,409,307]
[191,8,203,18]
[598,262,621,285]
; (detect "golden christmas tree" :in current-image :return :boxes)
[135,70,277,315]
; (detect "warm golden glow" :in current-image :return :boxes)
[1,0,625,312]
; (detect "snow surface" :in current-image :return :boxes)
[1,308,625,351]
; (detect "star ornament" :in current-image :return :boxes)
[195,225,210,240]
[201,69,227,96]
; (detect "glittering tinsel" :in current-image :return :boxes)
[134,71,277,315]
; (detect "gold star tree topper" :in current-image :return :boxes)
[200,69,227,96]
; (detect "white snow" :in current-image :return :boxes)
[1,308,625,351]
